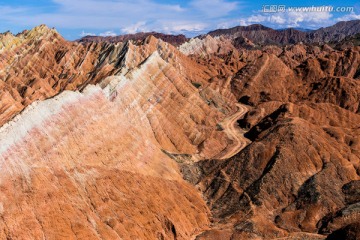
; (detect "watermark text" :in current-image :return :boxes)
[262,5,354,13]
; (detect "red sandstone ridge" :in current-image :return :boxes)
[0,24,126,126]
[0,25,236,239]
[0,22,360,239]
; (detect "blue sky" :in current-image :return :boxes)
[0,0,359,39]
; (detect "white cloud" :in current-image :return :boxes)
[336,12,360,21]
[0,0,240,36]
[239,19,247,26]
[270,15,286,24]
[80,30,96,37]
[287,11,332,26]
[99,31,117,37]
[121,21,148,34]
[247,15,267,23]
[0,1,356,38]
[238,9,333,29]
[161,21,207,33]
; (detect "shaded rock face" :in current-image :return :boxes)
[326,223,360,240]
[342,181,360,205]
[0,22,360,240]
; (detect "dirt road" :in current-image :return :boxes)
[217,103,250,159]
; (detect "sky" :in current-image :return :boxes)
[0,0,360,40]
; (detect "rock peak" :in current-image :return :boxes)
[32,24,57,33]
[143,34,159,45]
[24,24,61,40]
[1,30,13,36]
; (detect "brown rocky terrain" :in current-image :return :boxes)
[0,21,359,239]
[179,32,360,239]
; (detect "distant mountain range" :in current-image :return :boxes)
[77,20,360,48]
[208,20,360,47]
[77,31,188,46]
[286,27,313,32]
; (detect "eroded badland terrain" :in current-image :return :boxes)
[0,21,360,239]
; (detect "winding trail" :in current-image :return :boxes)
[212,55,270,160]
[216,103,251,160]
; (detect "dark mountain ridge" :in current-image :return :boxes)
[77,31,188,46]
[207,20,360,46]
